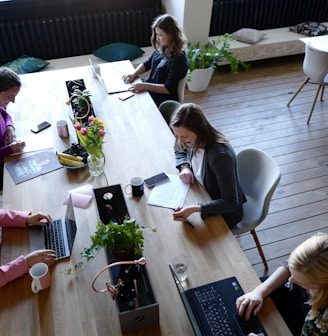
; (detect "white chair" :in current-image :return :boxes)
[287,41,328,124]
[177,72,188,103]
[232,148,281,270]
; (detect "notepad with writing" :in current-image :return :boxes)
[147,174,190,209]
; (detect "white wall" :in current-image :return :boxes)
[161,0,212,46]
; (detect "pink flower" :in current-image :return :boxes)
[98,129,105,137]
[80,128,88,136]
[88,116,94,123]
[74,123,82,130]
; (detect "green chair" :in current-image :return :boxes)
[158,100,181,126]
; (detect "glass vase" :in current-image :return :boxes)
[87,154,104,176]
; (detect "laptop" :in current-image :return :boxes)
[169,265,267,336]
[29,195,77,260]
[89,58,137,94]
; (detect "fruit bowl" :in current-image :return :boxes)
[57,143,89,169]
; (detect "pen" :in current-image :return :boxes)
[182,217,195,229]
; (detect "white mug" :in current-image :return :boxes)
[56,120,69,137]
[29,262,51,293]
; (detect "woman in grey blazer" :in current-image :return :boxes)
[170,103,245,228]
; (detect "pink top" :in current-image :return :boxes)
[0,209,30,287]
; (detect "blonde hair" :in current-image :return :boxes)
[288,233,328,318]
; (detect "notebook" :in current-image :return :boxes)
[169,265,267,336]
[89,58,136,94]
[29,195,77,260]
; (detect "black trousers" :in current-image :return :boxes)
[261,277,310,336]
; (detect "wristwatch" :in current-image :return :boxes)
[179,163,190,171]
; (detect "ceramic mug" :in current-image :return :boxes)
[56,120,69,137]
[29,262,51,293]
[125,177,144,197]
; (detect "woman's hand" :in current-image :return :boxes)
[179,167,194,184]
[4,125,16,145]
[173,205,200,221]
[25,249,56,268]
[122,74,137,83]
[236,289,265,321]
[130,82,147,93]
[26,212,52,226]
[10,141,25,154]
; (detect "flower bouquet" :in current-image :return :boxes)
[74,116,106,176]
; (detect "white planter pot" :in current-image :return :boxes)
[186,68,213,92]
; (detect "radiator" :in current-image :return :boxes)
[0,7,160,64]
[210,0,328,36]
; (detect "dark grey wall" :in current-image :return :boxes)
[0,0,160,20]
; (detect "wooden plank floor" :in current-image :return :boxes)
[184,54,328,277]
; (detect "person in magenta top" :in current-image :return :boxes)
[0,209,56,288]
[0,67,26,158]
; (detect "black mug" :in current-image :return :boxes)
[125,177,144,197]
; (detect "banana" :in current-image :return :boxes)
[58,156,85,167]
[56,152,84,162]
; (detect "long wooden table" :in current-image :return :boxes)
[0,61,292,336]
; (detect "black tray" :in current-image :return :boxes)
[93,185,129,224]
[66,78,95,123]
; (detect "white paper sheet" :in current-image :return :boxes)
[147,174,190,209]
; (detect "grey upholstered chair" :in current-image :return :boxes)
[158,100,181,126]
[232,148,281,270]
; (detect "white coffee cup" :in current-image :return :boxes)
[56,120,69,137]
[29,262,51,293]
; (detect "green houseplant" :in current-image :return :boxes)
[61,217,155,275]
[187,34,250,92]
[81,217,151,262]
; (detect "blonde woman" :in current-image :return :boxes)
[236,233,328,336]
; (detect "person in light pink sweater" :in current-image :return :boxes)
[0,209,56,288]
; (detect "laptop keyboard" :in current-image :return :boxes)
[44,221,66,259]
[193,285,236,336]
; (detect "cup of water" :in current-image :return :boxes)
[172,254,189,281]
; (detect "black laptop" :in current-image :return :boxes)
[29,195,77,260]
[169,265,267,336]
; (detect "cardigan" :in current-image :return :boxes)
[175,142,245,228]
[0,106,14,158]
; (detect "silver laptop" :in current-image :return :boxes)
[29,195,77,260]
[89,58,135,94]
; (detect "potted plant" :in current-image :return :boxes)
[66,88,92,122]
[81,217,150,262]
[187,34,250,92]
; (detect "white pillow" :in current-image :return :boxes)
[230,28,266,44]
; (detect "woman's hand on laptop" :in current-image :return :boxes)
[26,212,52,226]
[25,249,56,268]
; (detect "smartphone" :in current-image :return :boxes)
[144,172,169,188]
[118,92,134,101]
[31,121,51,133]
